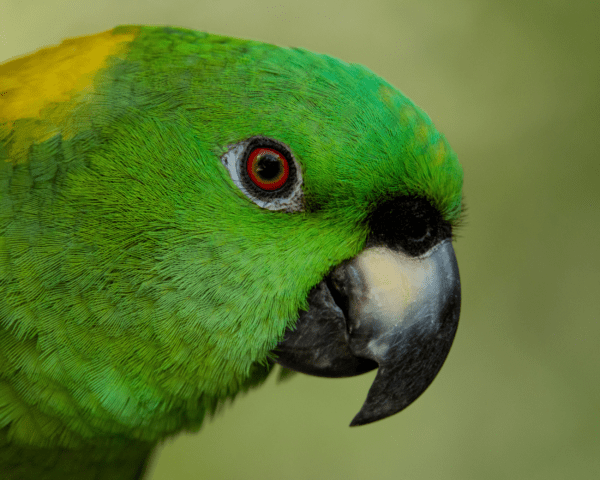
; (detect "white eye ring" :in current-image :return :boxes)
[221,136,305,212]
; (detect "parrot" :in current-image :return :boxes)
[0,25,464,479]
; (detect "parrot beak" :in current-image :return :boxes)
[273,240,460,426]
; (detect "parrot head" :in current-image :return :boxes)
[0,25,463,447]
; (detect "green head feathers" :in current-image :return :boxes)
[0,25,463,448]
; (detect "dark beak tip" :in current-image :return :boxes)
[349,402,407,427]
[349,413,374,427]
[349,393,409,427]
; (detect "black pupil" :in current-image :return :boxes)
[256,154,282,180]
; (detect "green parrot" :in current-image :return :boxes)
[0,25,464,479]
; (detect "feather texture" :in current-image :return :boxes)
[0,25,463,477]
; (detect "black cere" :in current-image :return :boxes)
[366,196,452,256]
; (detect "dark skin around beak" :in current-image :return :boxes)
[273,240,461,426]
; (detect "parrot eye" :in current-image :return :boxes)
[246,147,289,191]
[221,136,304,212]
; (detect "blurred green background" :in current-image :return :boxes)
[2,0,598,479]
